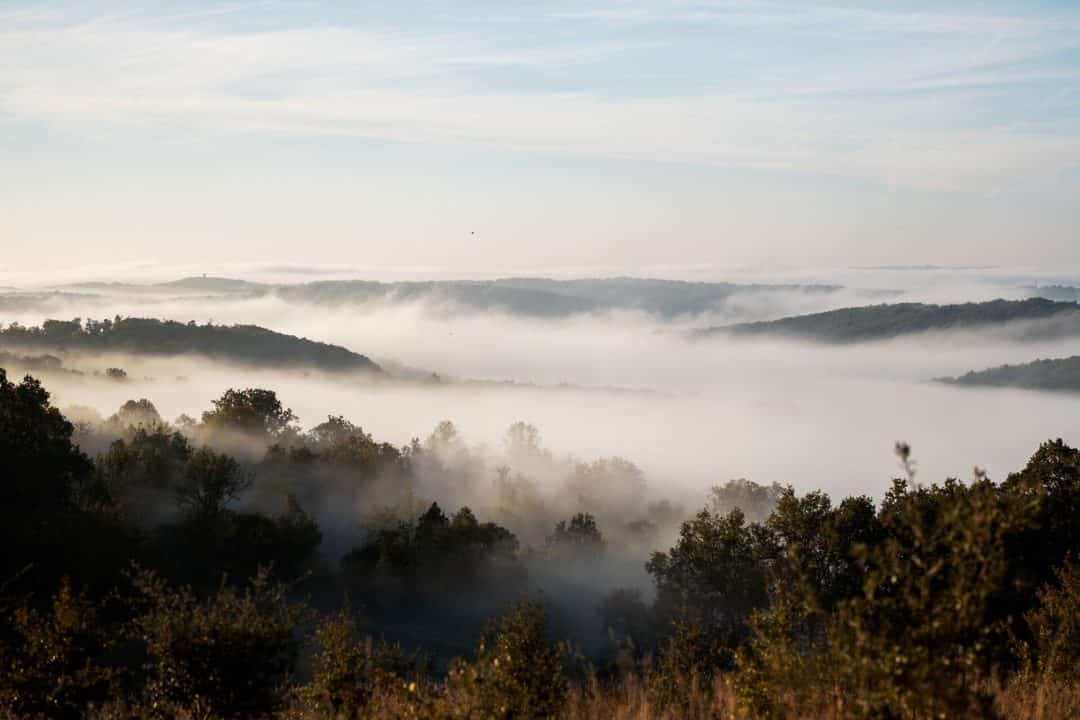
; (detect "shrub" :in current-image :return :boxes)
[438,600,567,719]
[648,616,734,713]
[827,476,1040,718]
[128,567,306,718]
[294,605,420,717]
[1023,557,1080,681]
[0,579,118,719]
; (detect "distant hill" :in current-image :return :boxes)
[1027,285,1080,303]
[273,276,856,319]
[54,275,867,319]
[939,356,1080,392]
[157,276,268,293]
[0,317,383,375]
[702,298,1080,343]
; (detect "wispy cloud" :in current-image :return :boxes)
[1,2,1078,192]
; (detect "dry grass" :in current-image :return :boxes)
[55,673,1080,719]
[561,675,739,720]
[995,677,1080,720]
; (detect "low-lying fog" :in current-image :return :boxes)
[6,278,1079,506]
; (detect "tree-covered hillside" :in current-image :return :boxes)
[0,317,383,374]
[940,356,1080,392]
[705,298,1080,342]
[0,370,1077,718]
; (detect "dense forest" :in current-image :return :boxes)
[941,355,1080,392]
[1,366,1077,719]
[0,318,383,375]
[707,298,1080,343]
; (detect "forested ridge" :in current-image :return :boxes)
[941,355,1080,392]
[707,297,1080,342]
[0,317,383,374]
[1,367,1077,718]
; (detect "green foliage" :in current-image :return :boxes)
[0,579,118,719]
[341,503,521,605]
[440,601,567,720]
[1004,439,1080,579]
[201,388,298,440]
[545,513,605,559]
[0,369,91,516]
[91,427,193,517]
[295,605,420,717]
[709,478,785,523]
[128,567,306,718]
[175,448,252,521]
[766,489,882,612]
[0,369,101,590]
[566,457,645,514]
[827,475,1041,718]
[597,588,655,672]
[648,616,732,712]
[733,587,830,718]
[224,496,323,581]
[646,507,775,642]
[3,369,1080,717]
[106,399,163,430]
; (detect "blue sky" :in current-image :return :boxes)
[2,1,1079,281]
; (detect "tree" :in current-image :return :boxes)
[647,507,776,645]
[201,388,297,439]
[90,427,192,520]
[426,419,463,456]
[106,398,162,429]
[296,605,419,717]
[129,567,306,717]
[766,489,882,612]
[566,458,646,514]
[0,370,94,583]
[1022,557,1080,682]
[175,448,252,520]
[709,478,785,523]
[0,370,92,514]
[1002,439,1080,594]
[829,476,1042,718]
[545,513,605,559]
[444,601,567,719]
[0,580,118,719]
[307,414,363,448]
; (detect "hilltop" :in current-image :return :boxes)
[0,317,383,374]
[939,356,1080,392]
[703,298,1080,343]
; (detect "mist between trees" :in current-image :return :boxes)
[1,366,1078,719]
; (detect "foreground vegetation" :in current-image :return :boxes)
[1,366,1078,718]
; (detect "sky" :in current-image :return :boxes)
[2,0,1079,281]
